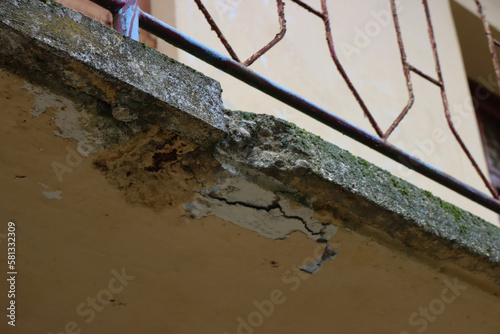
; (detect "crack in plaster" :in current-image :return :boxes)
[185,178,338,241]
[204,192,324,237]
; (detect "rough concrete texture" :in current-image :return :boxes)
[0,0,226,146]
[0,0,499,290]
[92,125,221,211]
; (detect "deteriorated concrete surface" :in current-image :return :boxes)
[0,1,500,333]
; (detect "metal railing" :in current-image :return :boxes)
[88,0,500,214]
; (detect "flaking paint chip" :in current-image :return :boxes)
[43,190,62,200]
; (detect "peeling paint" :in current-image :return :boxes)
[23,82,65,117]
[23,82,100,156]
[217,110,500,275]
[43,190,62,199]
[37,182,50,189]
[299,245,338,274]
[52,106,101,157]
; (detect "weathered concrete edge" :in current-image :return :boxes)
[217,111,500,285]
[0,0,226,145]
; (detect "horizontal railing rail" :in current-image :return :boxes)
[86,0,500,215]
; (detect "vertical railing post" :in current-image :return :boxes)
[112,0,140,41]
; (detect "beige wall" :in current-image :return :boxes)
[151,0,499,225]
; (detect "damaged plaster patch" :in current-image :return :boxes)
[22,82,102,156]
[38,182,62,199]
[93,126,219,211]
[23,82,62,117]
[185,178,338,241]
[299,245,338,274]
[43,190,62,200]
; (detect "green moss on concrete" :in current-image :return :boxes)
[459,223,469,234]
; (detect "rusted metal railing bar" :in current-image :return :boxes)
[422,0,499,199]
[291,0,498,199]
[320,0,385,138]
[125,0,139,39]
[292,0,420,142]
[94,0,139,40]
[383,0,415,139]
[193,0,286,67]
[408,65,442,87]
[243,0,286,67]
[289,0,385,138]
[193,0,241,63]
[475,0,500,94]
[289,0,325,19]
